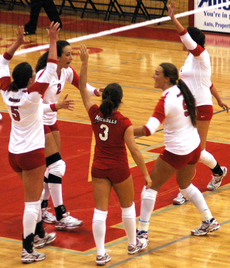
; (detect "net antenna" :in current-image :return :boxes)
[15,1,230,56]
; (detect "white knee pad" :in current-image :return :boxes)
[141,186,157,200]
[48,159,66,178]
[122,202,136,219]
[199,149,216,168]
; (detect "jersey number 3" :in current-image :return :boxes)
[99,124,109,141]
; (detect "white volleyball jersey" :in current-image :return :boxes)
[145,85,200,155]
[39,66,96,125]
[179,30,213,107]
[0,52,57,154]
[37,66,78,125]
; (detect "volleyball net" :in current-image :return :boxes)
[0,0,230,55]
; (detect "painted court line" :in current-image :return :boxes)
[1,184,229,258]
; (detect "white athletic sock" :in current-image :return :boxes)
[122,203,136,246]
[138,187,157,232]
[23,200,40,238]
[49,183,63,208]
[92,209,108,255]
[37,192,44,222]
[199,149,217,169]
[180,184,213,221]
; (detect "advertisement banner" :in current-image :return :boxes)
[194,0,230,33]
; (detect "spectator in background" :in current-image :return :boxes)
[24,0,62,35]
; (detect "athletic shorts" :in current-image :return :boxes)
[44,122,59,134]
[196,105,213,121]
[8,148,46,172]
[91,165,131,184]
[159,144,201,170]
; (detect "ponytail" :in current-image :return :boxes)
[99,83,123,118]
[178,79,196,127]
[36,51,49,73]
[159,63,196,127]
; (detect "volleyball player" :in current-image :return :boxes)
[135,62,220,241]
[0,22,59,263]
[168,2,228,205]
[35,40,104,229]
[79,44,151,265]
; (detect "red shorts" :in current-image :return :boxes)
[44,122,59,134]
[8,148,46,172]
[196,105,213,121]
[159,144,201,170]
[91,165,131,184]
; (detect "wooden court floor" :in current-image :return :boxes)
[0,26,230,267]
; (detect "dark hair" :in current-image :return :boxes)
[35,40,70,72]
[99,83,123,118]
[187,27,205,48]
[159,63,196,127]
[10,62,33,91]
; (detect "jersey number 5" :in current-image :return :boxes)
[11,106,20,121]
[99,124,109,141]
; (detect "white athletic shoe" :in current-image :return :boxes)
[128,237,148,255]
[95,252,111,266]
[34,232,57,248]
[207,167,227,191]
[173,192,188,205]
[21,248,46,263]
[191,218,220,236]
[42,207,56,224]
[55,212,84,230]
[137,230,149,244]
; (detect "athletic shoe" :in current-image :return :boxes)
[207,167,227,191]
[191,218,220,236]
[128,237,148,255]
[21,248,46,263]
[137,230,149,244]
[55,212,84,230]
[42,207,57,224]
[95,252,111,266]
[34,232,57,249]
[173,192,188,205]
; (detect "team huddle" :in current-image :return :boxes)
[0,2,228,266]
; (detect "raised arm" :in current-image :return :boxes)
[6,26,28,57]
[46,22,60,62]
[32,22,60,94]
[0,27,29,90]
[79,45,95,112]
[168,2,184,34]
